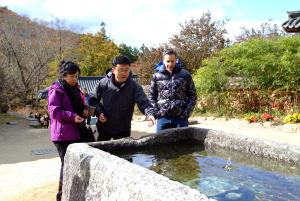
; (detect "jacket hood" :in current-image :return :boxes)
[51,81,64,93]
[154,59,183,73]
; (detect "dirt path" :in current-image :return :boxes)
[7,181,58,201]
[191,117,300,146]
[0,116,299,201]
[0,117,154,201]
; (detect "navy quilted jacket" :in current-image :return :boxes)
[149,60,197,119]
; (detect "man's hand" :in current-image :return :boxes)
[74,115,85,123]
[147,115,156,127]
[98,113,107,123]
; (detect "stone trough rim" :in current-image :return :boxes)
[62,127,300,201]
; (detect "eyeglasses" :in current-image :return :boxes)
[115,68,130,73]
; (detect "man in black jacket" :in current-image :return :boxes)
[149,49,197,132]
[90,55,155,141]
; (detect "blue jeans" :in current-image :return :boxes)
[156,117,189,133]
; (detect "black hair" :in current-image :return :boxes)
[59,60,80,77]
[112,55,131,66]
[163,49,177,57]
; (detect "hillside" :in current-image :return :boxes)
[0,6,81,107]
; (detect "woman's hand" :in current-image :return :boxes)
[82,109,89,118]
[98,113,107,123]
[74,115,85,123]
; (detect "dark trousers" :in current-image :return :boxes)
[97,131,130,141]
[53,140,81,201]
[156,117,189,132]
[86,116,91,125]
[96,121,130,141]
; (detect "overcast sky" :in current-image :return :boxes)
[1,0,299,48]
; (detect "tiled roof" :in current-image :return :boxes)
[37,75,138,99]
[282,11,300,33]
[78,76,104,94]
[78,75,138,94]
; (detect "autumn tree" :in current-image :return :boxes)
[77,32,119,76]
[169,11,229,72]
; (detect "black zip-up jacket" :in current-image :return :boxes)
[149,61,197,119]
[89,71,154,138]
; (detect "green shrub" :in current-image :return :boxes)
[194,36,300,94]
[193,35,300,118]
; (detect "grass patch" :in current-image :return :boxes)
[0,113,16,124]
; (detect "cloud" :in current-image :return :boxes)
[225,19,284,41]
[1,0,37,7]
[1,0,234,47]
[38,0,181,47]
[1,0,285,48]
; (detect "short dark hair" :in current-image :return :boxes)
[112,55,131,66]
[59,60,80,77]
[163,49,177,57]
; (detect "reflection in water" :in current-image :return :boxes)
[116,143,300,201]
[151,153,200,189]
[211,187,255,201]
[223,157,232,172]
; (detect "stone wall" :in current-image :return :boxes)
[203,129,300,166]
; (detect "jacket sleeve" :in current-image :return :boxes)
[48,88,76,122]
[148,74,158,115]
[182,75,197,118]
[134,83,155,118]
[89,82,104,118]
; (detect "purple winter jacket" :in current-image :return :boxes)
[48,81,80,141]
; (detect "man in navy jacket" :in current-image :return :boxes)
[149,49,197,132]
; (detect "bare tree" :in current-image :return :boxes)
[0,13,57,105]
[136,45,165,85]
[0,7,80,107]
[0,15,31,104]
[0,52,9,111]
[48,18,80,61]
[236,20,287,42]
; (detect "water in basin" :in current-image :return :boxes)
[115,143,300,201]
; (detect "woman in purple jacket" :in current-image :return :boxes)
[48,60,90,201]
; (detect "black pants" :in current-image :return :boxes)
[86,116,91,125]
[97,131,130,141]
[96,121,130,141]
[53,140,81,201]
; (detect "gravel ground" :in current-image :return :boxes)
[0,116,299,201]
